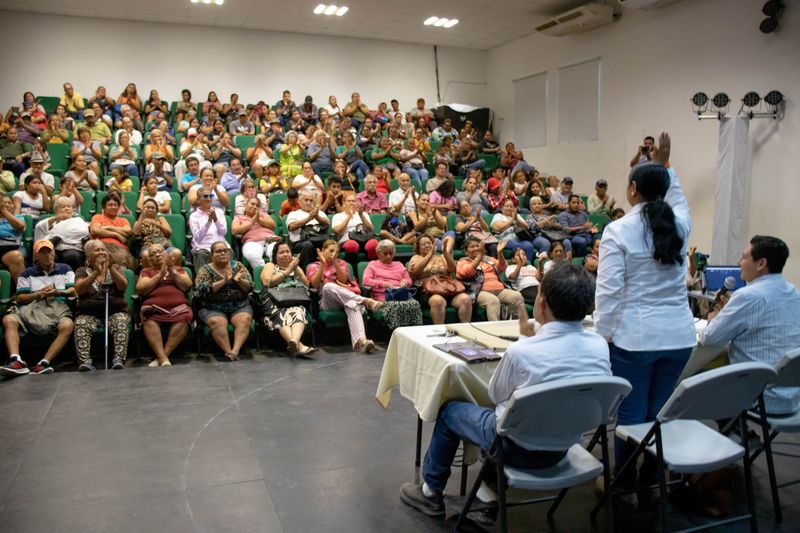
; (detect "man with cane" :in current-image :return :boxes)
[73,240,130,371]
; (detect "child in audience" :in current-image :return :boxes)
[106,167,133,193]
[280,187,301,216]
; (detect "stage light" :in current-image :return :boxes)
[336,6,348,16]
[691,92,709,108]
[314,4,325,14]
[443,19,459,28]
[424,16,438,26]
[712,93,730,110]
[764,90,784,107]
[434,18,449,27]
[760,1,784,33]
[762,0,784,16]
[741,92,760,108]
[324,5,337,15]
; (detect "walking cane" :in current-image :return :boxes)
[102,273,111,370]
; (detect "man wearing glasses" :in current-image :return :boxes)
[189,186,228,270]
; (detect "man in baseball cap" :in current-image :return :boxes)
[0,239,76,377]
[587,178,616,217]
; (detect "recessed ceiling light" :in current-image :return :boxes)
[215,0,223,4]
[425,16,458,28]
[202,0,211,4]
[191,0,198,3]
[314,4,349,17]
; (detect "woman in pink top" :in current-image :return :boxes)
[231,197,279,268]
[362,240,414,302]
[306,240,383,353]
[429,179,458,216]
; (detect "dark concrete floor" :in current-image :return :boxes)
[0,346,798,533]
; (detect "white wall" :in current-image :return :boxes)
[487,0,800,283]
[0,10,486,113]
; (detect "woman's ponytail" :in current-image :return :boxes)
[630,163,683,266]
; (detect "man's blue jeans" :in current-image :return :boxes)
[423,401,566,494]
[609,344,692,487]
[568,234,592,256]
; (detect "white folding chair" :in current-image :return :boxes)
[594,362,777,533]
[746,347,800,523]
[453,375,632,533]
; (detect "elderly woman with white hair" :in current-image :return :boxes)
[362,239,423,328]
[35,196,90,271]
[73,239,131,371]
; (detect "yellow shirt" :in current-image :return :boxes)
[60,92,84,113]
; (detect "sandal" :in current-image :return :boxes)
[300,346,317,356]
[357,339,376,353]
[364,299,385,313]
[287,340,299,356]
[224,352,238,362]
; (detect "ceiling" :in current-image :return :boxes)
[0,0,597,50]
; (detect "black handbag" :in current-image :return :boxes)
[300,224,330,247]
[348,224,373,246]
[266,285,311,307]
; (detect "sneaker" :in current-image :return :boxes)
[31,361,54,375]
[111,358,124,370]
[78,361,96,372]
[399,482,445,517]
[466,501,498,526]
[0,356,29,377]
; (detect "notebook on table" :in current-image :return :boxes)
[432,342,502,364]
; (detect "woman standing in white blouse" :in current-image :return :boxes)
[594,133,695,500]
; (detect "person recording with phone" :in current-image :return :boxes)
[629,135,655,168]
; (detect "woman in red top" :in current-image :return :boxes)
[456,236,523,321]
[136,243,194,367]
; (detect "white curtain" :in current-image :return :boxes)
[712,117,749,265]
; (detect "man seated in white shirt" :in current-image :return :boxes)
[399,264,611,522]
[388,172,417,216]
[285,190,331,269]
[188,187,228,271]
[700,235,800,415]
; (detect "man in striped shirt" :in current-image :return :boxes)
[700,235,800,415]
[1,239,75,377]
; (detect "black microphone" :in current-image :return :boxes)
[713,276,736,309]
[718,276,736,297]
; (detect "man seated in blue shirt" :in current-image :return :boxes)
[558,194,593,256]
[701,235,800,415]
[219,158,248,195]
[399,263,611,521]
[1,239,75,377]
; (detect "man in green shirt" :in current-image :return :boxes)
[0,127,32,177]
[83,110,112,145]
[343,92,370,129]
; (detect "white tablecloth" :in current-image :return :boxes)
[376,319,727,423]
[376,323,502,422]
